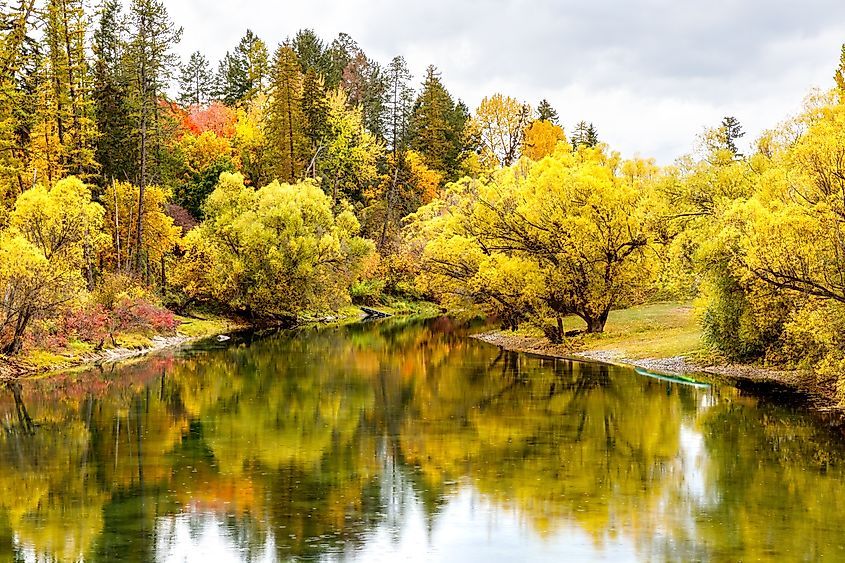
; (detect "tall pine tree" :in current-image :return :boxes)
[265,44,306,182]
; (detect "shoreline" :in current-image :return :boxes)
[0,306,399,382]
[472,330,842,413]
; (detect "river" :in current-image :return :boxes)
[1,316,844,562]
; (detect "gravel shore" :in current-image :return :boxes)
[473,330,839,412]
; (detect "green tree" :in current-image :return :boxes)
[125,0,182,274]
[174,172,374,319]
[215,30,268,105]
[178,51,213,107]
[571,120,599,149]
[292,28,327,76]
[92,0,135,187]
[536,98,559,123]
[409,65,468,179]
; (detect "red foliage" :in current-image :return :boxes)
[62,297,178,346]
[182,102,236,138]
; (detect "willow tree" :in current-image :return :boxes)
[409,145,656,334]
[174,172,374,319]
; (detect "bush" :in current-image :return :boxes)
[63,296,177,348]
[350,279,385,306]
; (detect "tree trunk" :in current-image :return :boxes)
[585,309,610,333]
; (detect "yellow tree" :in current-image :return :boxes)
[174,172,373,318]
[0,176,103,352]
[522,120,566,161]
[473,93,531,168]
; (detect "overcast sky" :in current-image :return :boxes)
[165,0,845,163]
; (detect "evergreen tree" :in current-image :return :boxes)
[301,68,328,174]
[720,115,745,156]
[178,50,213,107]
[215,30,268,105]
[378,55,415,248]
[571,120,599,148]
[341,51,385,139]
[409,65,467,179]
[265,44,306,182]
[292,28,327,76]
[382,56,414,157]
[324,32,358,89]
[92,0,135,186]
[536,98,559,124]
[125,0,182,274]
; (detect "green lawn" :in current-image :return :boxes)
[513,302,704,360]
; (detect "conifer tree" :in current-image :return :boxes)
[215,30,268,105]
[301,68,328,174]
[92,0,135,186]
[178,51,213,107]
[536,99,559,124]
[409,65,467,178]
[126,0,181,274]
[266,44,306,182]
[0,0,38,197]
[292,28,327,76]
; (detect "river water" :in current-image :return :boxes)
[1,316,844,562]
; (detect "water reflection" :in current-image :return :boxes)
[1,316,844,561]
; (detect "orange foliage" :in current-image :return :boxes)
[182,102,237,138]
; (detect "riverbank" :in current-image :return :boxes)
[0,303,416,381]
[472,302,840,412]
[0,313,244,381]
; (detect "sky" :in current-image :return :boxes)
[165,0,845,164]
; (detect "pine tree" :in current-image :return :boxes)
[720,116,745,156]
[125,0,182,274]
[93,0,135,186]
[266,44,306,182]
[536,99,559,124]
[409,65,467,178]
[178,51,213,107]
[341,51,385,139]
[571,120,599,148]
[292,28,327,76]
[301,68,328,174]
[215,30,268,105]
[378,55,414,248]
[324,32,358,89]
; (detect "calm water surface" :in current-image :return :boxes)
[1,316,845,562]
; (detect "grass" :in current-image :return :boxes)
[582,302,703,359]
[175,314,243,338]
[512,301,704,360]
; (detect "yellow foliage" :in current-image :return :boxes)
[522,120,566,161]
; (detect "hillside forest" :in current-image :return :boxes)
[4,1,845,397]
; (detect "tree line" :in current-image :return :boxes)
[5,1,845,401]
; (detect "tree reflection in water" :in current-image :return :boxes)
[1,316,844,561]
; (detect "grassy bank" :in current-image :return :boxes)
[473,301,840,411]
[1,301,437,380]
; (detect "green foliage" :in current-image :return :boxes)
[174,172,374,319]
[174,155,235,219]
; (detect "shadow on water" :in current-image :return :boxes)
[1,316,845,561]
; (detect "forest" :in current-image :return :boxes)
[3,1,845,399]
